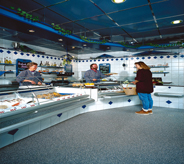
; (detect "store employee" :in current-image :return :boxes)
[16,62,43,86]
[84,63,111,83]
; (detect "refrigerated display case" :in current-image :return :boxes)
[0,84,94,148]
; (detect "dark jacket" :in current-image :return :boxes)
[135,69,153,93]
[16,69,43,86]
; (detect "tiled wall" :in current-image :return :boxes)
[73,50,184,86]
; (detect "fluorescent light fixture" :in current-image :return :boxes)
[29,29,35,32]
[171,20,183,24]
[58,39,63,41]
[112,0,126,4]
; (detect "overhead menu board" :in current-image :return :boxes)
[16,59,32,76]
[99,63,110,74]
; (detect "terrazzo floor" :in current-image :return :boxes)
[0,105,184,164]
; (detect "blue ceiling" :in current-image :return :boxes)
[0,0,184,54]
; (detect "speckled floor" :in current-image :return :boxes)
[0,105,184,164]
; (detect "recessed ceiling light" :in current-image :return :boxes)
[83,44,87,46]
[171,20,183,24]
[111,0,126,4]
[72,46,75,49]
[58,39,63,41]
[29,29,35,32]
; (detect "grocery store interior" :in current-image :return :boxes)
[0,0,184,163]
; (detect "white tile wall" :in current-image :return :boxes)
[73,51,184,85]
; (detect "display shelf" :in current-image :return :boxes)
[0,63,15,66]
[38,66,63,68]
[133,72,169,76]
[151,72,169,74]
[0,63,15,77]
[134,72,169,74]
[134,66,169,68]
[150,66,169,68]
[0,71,14,76]
[134,65,169,76]
[4,71,14,73]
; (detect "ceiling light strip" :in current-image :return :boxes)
[147,0,162,38]
[93,32,101,37]
[156,14,184,21]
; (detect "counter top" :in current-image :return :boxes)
[154,85,184,87]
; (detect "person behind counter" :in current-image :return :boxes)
[16,62,43,86]
[131,61,153,115]
[84,63,112,83]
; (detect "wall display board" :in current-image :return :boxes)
[16,59,32,76]
[99,63,111,74]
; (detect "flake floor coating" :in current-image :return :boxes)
[0,105,184,164]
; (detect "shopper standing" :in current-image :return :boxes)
[132,61,153,115]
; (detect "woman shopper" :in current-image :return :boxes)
[132,61,153,115]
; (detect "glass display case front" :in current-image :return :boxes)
[0,75,89,117]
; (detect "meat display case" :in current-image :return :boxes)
[0,84,94,148]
